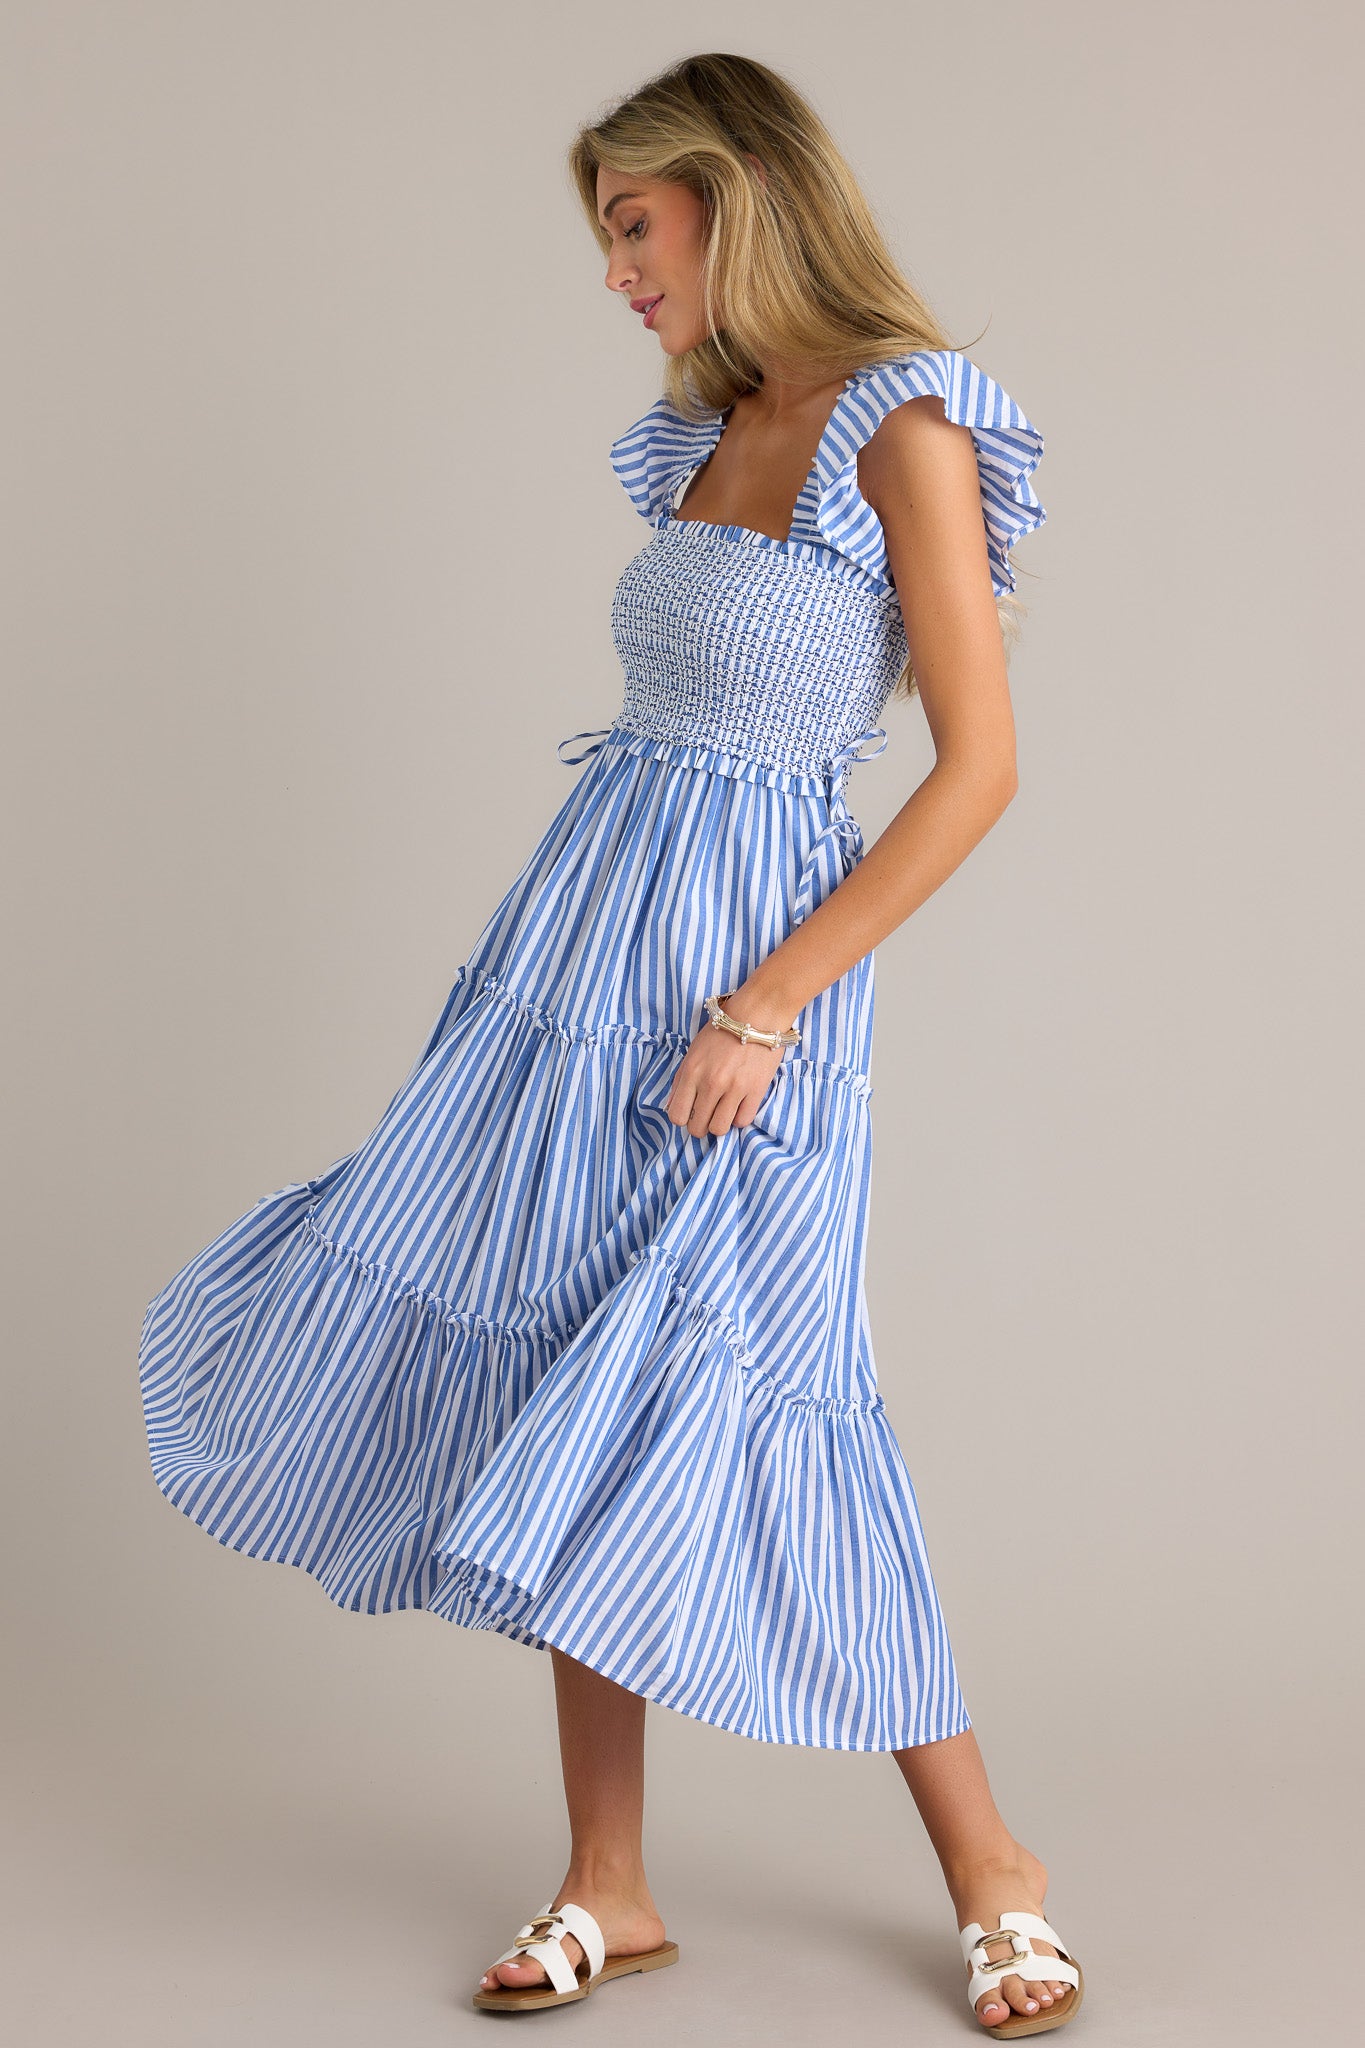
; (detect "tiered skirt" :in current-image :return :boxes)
[139,727,971,1751]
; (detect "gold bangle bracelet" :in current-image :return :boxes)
[703,991,802,1051]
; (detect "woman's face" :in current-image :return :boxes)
[596,168,711,356]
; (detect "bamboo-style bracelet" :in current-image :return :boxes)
[703,990,801,1052]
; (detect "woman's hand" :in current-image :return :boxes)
[664,984,796,1137]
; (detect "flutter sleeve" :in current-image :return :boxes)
[814,349,1046,596]
[609,396,721,529]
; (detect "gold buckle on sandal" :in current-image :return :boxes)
[969,1929,1034,1971]
[513,1913,563,1948]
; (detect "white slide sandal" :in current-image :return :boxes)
[472,1899,680,2012]
[958,1909,1085,2036]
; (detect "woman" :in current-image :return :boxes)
[139,51,1079,2037]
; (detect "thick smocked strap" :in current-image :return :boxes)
[792,726,888,928]
[814,349,1045,596]
[557,726,614,766]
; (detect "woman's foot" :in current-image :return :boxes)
[946,1841,1075,2029]
[476,1875,667,1997]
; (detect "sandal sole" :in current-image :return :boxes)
[472,1939,680,2011]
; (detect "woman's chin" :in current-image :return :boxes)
[652,319,702,358]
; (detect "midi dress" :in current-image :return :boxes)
[138,346,1046,1753]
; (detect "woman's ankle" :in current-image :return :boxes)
[941,1830,1030,1889]
[559,1849,651,1898]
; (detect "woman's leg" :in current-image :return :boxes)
[478,1648,668,1993]
[894,1728,1075,2030]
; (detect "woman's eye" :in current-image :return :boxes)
[625,217,646,241]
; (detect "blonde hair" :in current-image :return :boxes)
[568,52,1029,700]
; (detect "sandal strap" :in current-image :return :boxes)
[960,1910,1072,1962]
[548,1901,606,1978]
[491,1899,606,1995]
[959,1911,1080,2007]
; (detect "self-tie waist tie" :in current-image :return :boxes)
[792,726,889,928]
[557,727,614,766]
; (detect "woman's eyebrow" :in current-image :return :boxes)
[599,191,645,228]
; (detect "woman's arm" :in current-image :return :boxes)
[665,396,1020,1137]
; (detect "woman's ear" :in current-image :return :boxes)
[743,150,769,189]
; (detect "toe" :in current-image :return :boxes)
[1002,1974,1040,2016]
[481,1955,547,1992]
[478,1931,588,1998]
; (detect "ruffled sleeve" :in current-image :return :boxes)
[609,396,722,528]
[814,350,1046,596]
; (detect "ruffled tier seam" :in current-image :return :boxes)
[300,1203,561,1354]
[299,1206,885,1418]
[627,1242,885,1416]
[468,962,874,1102]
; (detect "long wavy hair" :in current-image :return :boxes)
[568,52,1028,699]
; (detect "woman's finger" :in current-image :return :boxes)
[706,1088,743,1137]
[688,1085,723,1137]
[665,1072,698,1127]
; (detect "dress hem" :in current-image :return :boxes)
[141,1176,971,1754]
[144,1474,973,1754]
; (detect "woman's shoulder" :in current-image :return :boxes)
[838,348,1041,448]
[820,349,1047,596]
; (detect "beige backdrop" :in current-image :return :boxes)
[3,3,1359,2043]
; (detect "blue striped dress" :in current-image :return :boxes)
[139,348,1045,1752]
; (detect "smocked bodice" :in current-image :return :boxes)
[596,347,1047,793]
[610,521,907,783]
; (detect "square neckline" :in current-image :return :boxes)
[665,371,861,551]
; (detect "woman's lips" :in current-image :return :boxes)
[643,295,663,328]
